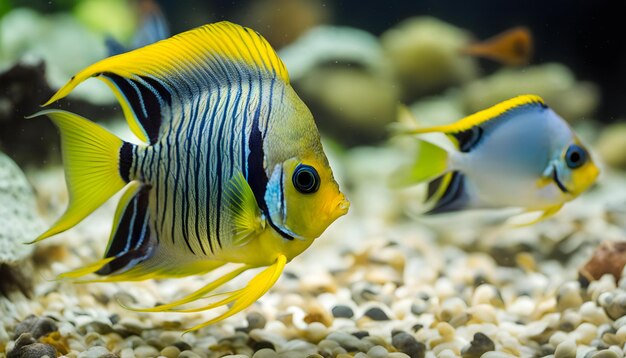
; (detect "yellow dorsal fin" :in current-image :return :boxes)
[405,94,545,135]
[43,21,289,143]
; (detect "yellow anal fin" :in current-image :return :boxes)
[225,172,264,247]
[56,257,116,280]
[182,255,287,332]
[80,258,226,283]
[119,263,249,312]
[403,95,545,135]
[28,110,128,243]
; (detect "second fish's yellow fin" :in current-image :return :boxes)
[404,95,545,135]
[43,21,289,144]
[508,204,564,227]
[390,139,449,187]
[225,172,264,247]
[28,110,129,243]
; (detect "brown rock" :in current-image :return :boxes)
[579,241,626,285]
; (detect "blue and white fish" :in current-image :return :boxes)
[31,21,349,330]
[397,95,599,222]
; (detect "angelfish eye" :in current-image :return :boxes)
[565,144,588,169]
[292,164,320,194]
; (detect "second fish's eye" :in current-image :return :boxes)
[565,144,587,169]
[293,164,320,194]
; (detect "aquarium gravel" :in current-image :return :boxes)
[2,148,626,357]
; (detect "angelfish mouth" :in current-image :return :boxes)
[552,165,569,193]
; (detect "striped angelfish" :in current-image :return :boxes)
[31,21,349,330]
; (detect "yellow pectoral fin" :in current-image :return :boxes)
[225,172,264,247]
[183,255,287,332]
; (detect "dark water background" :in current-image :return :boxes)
[5,0,626,121]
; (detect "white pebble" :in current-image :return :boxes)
[120,347,135,358]
[508,296,536,317]
[554,339,576,358]
[580,301,610,325]
[573,322,597,345]
[252,348,279,358]
[134,345,160,358]
[367,345,389,358]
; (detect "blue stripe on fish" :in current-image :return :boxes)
[214,85,234,250]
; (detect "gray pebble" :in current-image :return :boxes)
[7,342,57,358]
[602,291,626,320]
[12,315,58,339]
[332,305,354,318]
[252,340,275,351]
[326,331,373,352]
[78,320,114,335]
[391,331,425,358]
[173,341,193,351]
[11,333,35,350]
[352,331,369,339]
[363,307,390,321]
[247,312,267,330]
[124,335,145,349]
[461,332,495,358]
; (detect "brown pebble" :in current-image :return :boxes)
[579,241,626,285]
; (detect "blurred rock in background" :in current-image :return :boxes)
[281,26,398,146]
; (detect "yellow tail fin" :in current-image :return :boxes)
[390,139,449,187]
[28,110,129,242]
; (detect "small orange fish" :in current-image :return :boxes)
[462,26,533,66]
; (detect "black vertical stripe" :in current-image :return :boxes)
[119,142,133,182]
[246,79,268,212]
